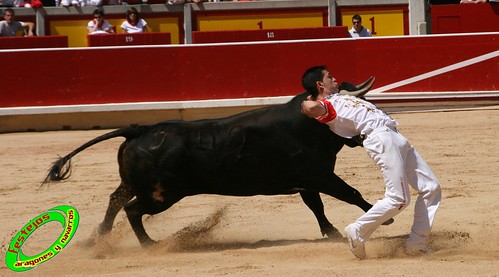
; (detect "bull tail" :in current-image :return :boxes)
[41,126,145,186]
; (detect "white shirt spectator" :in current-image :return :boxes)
[349,26,372,38]
[58,0,81,6]
[57,0,102,6]
[87,19,113,35]
[85,0,103,5]
[0,20,24,36]
[121,18,148,33]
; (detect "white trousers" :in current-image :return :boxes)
[352,127,441,248]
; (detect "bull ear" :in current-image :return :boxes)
[339,76,375,97]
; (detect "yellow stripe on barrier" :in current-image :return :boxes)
[197,12,324,31]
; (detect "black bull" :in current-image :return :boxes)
[43,85,392,247]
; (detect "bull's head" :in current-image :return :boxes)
[338,76,375,98]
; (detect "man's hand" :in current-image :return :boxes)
[345,134,366,148]
[23,22,34,37]
[105,26,115,34]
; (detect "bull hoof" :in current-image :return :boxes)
[382,218,394,225]
[322,226,342,240]
[77,228,101,248]
[80,237,98,248]
[140,238,158,248]
[97,223,113,236]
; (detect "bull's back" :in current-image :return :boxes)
[119,93,342,196]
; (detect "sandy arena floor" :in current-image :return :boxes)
[1,107,498,276]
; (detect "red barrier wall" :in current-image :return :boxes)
[1,33,497,108]
[192,27,349,44]
[0,36,68,49]
[431,3,499,34]
[87,32,171,47]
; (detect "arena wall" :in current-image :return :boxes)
[1,32,498,133]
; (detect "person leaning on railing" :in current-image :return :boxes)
[87,9,114,35]
[0,8,34,37]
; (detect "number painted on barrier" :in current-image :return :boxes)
[257,21,263,30]
[267,32,275,38]
[369,17,377,35]
[125,36,134,43]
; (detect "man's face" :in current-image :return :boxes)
[316,70,338,99]
[353,19,362,32]
[4,12,14,24]
[94,14,103,23]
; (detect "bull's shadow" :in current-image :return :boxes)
[163,234,412,256]
[151,207,346,252]
[163,237,341,253]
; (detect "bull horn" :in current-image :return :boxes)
[339,76,376,98]
[355,76,375,90]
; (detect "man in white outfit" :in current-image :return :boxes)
[300,65,441,259]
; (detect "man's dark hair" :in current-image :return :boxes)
[352,14,362,22]
[301,65,326,99]
[93,9,105,17]
[3,8,15,16]
[126,7,141,23]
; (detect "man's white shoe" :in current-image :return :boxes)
[404,244,429,256]
[344,224,366,259]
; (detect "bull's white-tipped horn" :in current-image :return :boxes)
[339,76,375,97]
[355,76,375,91]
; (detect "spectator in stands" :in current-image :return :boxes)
[85,0,103,5]
[57,0,80,6]
[2,0,20,6]
[87,9,114,35]
[121,7,148,33]
[20,0,44,7]
[57,0,102,7]
[348,14,372,38]
[0,8,34,37]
